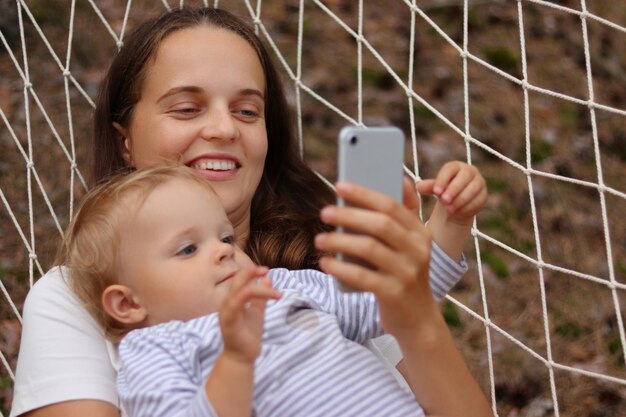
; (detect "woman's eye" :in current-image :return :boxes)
[176,107,199,114]
[177,244,197,256]
[234,108,259,119]
[169,104,200,115]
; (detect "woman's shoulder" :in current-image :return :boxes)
[20,265,104,339]
[22,266,82,313]
[12,266,119,417]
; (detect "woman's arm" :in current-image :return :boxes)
[11,268,119,417]
[315,180,492,417]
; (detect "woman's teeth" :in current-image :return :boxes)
[192,160,236,171]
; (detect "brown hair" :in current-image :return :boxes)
[57,165,217,341]
[92,7,334,270]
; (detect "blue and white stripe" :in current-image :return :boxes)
[118,246,465,417]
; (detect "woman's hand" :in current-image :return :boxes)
[314,179,439,339]
[314,180,493,417]
[219,266,281,364]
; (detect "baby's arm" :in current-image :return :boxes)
[205,266,280,417]
[419,161,488,262]
[272,268,382,343]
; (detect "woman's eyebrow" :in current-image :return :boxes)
[238,88,265,100]
[157,86,204,103]
[156,86,264,103]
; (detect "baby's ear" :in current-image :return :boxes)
[102,284,147,325]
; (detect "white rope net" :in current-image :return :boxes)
[0,0,624,415]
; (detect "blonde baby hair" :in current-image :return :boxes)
[56,165,216,341]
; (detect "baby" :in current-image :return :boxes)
[59,165,478,417]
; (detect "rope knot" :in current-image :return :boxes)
[29,253,37,260]
[62,69,71,78]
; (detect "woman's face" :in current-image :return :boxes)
[118,26,268,243]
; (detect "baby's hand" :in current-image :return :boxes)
[219,266,281,364]
[417,161,487,225]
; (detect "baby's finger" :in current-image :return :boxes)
[445,177,485,212]
[432,161,463,195]
[228,265,269,295]
[415,179,436,196]
[233,281,281,309]
[222,281,281,321]
[439,167,474,204]
[451,187,488,218]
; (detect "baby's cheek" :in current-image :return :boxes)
[235,247,255,268]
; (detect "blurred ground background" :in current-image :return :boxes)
[0,0,624,416]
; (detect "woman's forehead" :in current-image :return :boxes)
[143,26,265,94]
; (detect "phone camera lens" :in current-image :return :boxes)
[350,136,358,145]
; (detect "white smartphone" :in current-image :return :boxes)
[336,126,405,292]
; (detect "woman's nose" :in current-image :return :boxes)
[200,105,238,142]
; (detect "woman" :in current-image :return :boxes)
[11,7,488,417]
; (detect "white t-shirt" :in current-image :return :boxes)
[9,267,123,417]
[10,243,466,416]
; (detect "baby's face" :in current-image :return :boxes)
[117,178,254,326]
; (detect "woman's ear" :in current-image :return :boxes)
[112,122,133,165]
[102,284,147,325]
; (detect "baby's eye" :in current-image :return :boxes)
[221,235,235,245]
[177,244,197,256]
